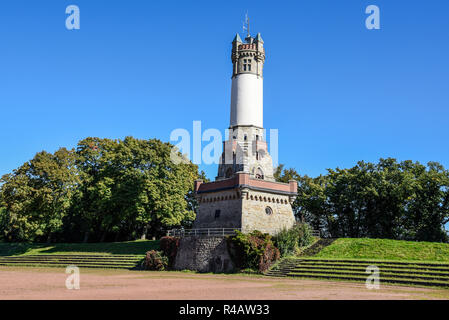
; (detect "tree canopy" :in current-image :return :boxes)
[0,137,200,243]
[276,158,449,242]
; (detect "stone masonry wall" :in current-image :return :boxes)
[193,189,242,229]
[174,236,234,273]
[194,187,296,235]
[241,190,295,235]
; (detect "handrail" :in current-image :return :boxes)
[167,228,320,238]
[311,230,320,237]
[166,228,241,237]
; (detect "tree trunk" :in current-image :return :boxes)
[46,234,52,244]
[83,231,89,243]
[141,225,148,240]
[100,231,107,242]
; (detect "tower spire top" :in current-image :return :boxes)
[246,12,250,37]
[243,12,251,42]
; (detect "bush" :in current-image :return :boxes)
[159,236,180,268]
[273,228,299,257]
[273,223,314,257]
[259,240,280,272]
[142,250,168,271]
[227,230,280,273]
[296,223,314,247]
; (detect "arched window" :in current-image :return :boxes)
[255,168,264,180]
[225,168,233,178]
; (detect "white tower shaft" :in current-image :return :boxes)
[230,73,263,127]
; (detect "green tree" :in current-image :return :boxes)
[403,161,449,242]
[72,136,199,241]
[0,206,7,241]
[274,164,300,183]
[183,170,209,228]
[295,158,449,242]
[0,148,79,242]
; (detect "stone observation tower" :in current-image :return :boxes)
[192,30,297,235]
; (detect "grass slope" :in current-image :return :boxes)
[0,240,159,256]
[313,238,449,262]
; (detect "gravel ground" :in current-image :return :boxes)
[0,266,448,300]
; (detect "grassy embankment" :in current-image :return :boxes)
[268,238,449,287]
[309,238,449,262]
[0,240,159,256]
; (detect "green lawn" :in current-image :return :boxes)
[0,240,159,256]
[312,238,449,262]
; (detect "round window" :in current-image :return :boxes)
[265,206,273,215]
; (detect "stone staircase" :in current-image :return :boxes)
[266,258,449,287]
[0,254,145,269]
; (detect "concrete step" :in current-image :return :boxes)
[0,263,139,269]
[287,268,449,282]
[0,254,145,269]
[299,261,449,270]
[0,257,143,262]
[278,265,449,276]
[266,258,449,287]
[299,258,449,268]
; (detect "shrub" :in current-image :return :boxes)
[273,228,299,257]
[159,236,180,268]
[273,223,315,257]
[259,241,280,272]
[142,250,168,271]
[296,223,314,247]
[227,230,280,273]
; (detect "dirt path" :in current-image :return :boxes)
[0,266,448,300]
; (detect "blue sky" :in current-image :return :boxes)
[0,0,448,180]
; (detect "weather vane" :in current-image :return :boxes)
[242,12,250,38]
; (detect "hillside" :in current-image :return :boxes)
[0,240,159,256]
[268,238,449,287]
[310,238,449,262]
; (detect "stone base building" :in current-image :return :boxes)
[194,173,297,235]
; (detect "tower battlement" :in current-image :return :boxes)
[231,33,265,78]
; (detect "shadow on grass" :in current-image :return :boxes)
[0,240,160,256]
[298,238,337,257]
[0,243,47,256]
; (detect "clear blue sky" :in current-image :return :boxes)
[0,0,448,180]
